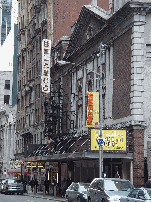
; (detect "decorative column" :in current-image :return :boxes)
[130,160,133,184]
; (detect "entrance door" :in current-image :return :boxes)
[112,164,122,178]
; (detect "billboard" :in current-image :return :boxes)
[91,129,126,151]
[41,39,51,93]
[86,92,99,127]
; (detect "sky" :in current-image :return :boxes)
[0,0,18,71]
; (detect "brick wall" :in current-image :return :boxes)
[53,0,109,45]
[132,128,144,187]
[113,29,132,120]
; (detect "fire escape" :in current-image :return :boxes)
[44,83,78,155]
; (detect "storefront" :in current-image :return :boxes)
[7,168,29,179]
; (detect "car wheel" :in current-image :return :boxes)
[77,197,81,202]
[5,192,7,195]
[20,192,23,195]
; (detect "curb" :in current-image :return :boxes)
[24,193,66,201]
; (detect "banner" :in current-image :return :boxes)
[86,92,99,127]
[41,39,51,93]
[91,129,126,151]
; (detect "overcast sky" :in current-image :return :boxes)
[0,0,18,71]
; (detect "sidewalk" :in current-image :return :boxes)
[24,189,66,201]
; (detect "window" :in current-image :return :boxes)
[29,114,30,127]
[97,180,104,189]
[138,190,145,200]
[128,189,139,198]
[4,95,10,104]
[88,80,92,92]
[87,25,93,39]
[90,179,98,189]
[5,80,10,90]
[38,84,40,97]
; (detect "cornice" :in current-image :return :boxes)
[65,2,151,61]
[103,116,148,130]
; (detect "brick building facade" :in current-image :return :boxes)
[15,0,109,184]
[16,0,150,189]
[47,2,151,187]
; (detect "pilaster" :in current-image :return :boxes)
[130,13,146,122]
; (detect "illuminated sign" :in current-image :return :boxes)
[38,162,44,167]
[86,92,99,127]
[27,162,37,168]
[91,129,126,151]
[41,39,51,93]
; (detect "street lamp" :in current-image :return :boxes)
[99,43,106,178]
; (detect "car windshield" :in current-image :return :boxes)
[8,179,21,184]
[79,183,90,192]
[104,180,134,191]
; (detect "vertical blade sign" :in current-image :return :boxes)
[41,39,51,93]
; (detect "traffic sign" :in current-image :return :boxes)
[97,137,104,146]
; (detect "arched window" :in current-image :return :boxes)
[78,85,83,129]
[87,25,93,39]
[88,80,93,92]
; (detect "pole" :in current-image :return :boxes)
[99,43,106,178]
[44,96,47,137]
[21,163,23,181]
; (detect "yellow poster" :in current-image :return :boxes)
[91,129,126,151]
[86,92,99,127]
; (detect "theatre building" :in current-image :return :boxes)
[42,1,150,188]
[18,0,150,189]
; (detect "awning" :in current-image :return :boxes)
[25,151,133,162]
[7,169,29,175]
[28,144,48,157]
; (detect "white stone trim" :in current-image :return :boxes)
[130,13,146,122]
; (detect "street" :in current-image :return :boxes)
[0,194,64,202]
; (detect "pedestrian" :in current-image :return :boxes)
[61,178,67,197]
[44,178,50,194]
[29,178,34,192]
[66,177,71,189]
[22,179,27,193]
[34,178,39,193]
[145,177,151,188]
[52,177,57,196]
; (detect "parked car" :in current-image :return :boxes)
[0,179,7,194]
[3,179,24,195]
[0,179,5,183]
[120,188,151,202]
[66,182,90,202]
[87,178,134,202]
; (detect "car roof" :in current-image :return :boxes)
[93,178,130,181]
[71,182,90,185]
[133,188,151,190]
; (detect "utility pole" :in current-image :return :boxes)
[99,43,106,178]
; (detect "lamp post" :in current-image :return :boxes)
[99,43,106,178]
